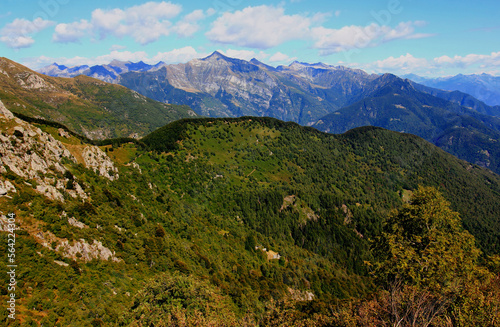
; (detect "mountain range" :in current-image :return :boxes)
[403,73,500,107]
[38,52,500,174]
[314,73,500,173]
[38,60,167,84]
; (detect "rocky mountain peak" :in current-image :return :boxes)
[202,51,228,61]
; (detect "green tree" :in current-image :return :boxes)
[373,186,482,292]
[121,273,241,326]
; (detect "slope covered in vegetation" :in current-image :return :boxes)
[1,112,500,325]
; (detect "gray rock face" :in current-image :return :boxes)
[82,146,119,180]
[0,99,119,201]
[56,239,122,262]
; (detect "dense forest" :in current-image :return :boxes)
[1,116,500,326]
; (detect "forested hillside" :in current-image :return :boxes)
[1,107,499,325]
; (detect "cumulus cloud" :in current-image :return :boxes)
[92,2,182,44]
[369,53,432,74]
[346,51,500,76]
[52,1,183,45]
[206,5,312,49]
[110,44,127,51]
[269,52,296,63]
[434,51,500,68]
[52,19,92,43]
[312,21,433,55]
[152,46,202,63]
[173,9,211,37]
[1,17,55,49]
[205,5,430,55]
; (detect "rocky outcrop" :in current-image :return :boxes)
[68,217,89,229]
[56,239,122,263]
[15,71,56,91]
[0,179,16,197]
[0,99,118,201]
[82,146,119,180]
[288,287,315,301]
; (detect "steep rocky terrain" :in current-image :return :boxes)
[0,100,123,267]
[115,52,379,125]
[0,99,117,201]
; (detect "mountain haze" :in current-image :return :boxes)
[38,60,167,83]
[404,73,500,107]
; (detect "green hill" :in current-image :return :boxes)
[1,111,500,325]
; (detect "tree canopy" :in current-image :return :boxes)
[374,186,483,292]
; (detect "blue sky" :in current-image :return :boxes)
[1,0,499,76]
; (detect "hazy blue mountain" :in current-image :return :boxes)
[38,60,167,83]
[410,81,500,117]
[403,73,500,107]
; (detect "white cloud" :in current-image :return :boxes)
[345,51,500,77]
[371,53,431,73]
[52,19,92,43]
[110,44,127,51]
[269,52,296,63]
[173,9,210,37]
[151,46,202,63]
[0,35,35,49]
[206,8,217,16]
[184,9,205,22]
[52,1,183,45]
[91,2,182,44]
[205,5,430,55]
[1,17,54,49]
[206,5,312,49]
[434,51,500,67]
[312,21,432,55]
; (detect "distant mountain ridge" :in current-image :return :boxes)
[39,60,167,83]
[39,52,380,125]
[403,73,500,107]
